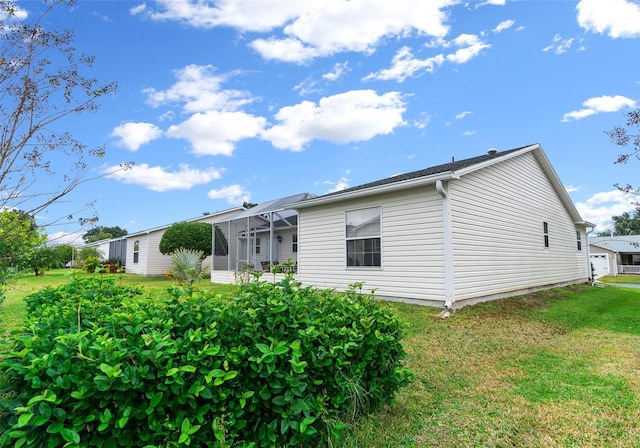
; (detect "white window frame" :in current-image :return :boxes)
[345,206,382,268]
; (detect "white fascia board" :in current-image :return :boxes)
[289,171,460,209]
[454,144,539,177]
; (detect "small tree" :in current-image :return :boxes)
[82,226,128,243]
[0,210,46,269]
[159,222,228,257]
[29,246,63,276]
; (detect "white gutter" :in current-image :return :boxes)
[436,179,455,309]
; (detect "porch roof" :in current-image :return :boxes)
[590,236,640,254]
[214,192,316,224]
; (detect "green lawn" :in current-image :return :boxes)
[598,274,640,284]
[2,273,639,447]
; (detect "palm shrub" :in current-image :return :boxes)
[0,275,412,447]
[170,248,205,287]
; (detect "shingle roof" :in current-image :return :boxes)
[313,145,528,199]
[590,235,640,253]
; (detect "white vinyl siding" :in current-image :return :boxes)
[124,210,239,276]
[449,152,589,302]
[298,186,445,303]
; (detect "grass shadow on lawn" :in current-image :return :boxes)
[334,285,640,447]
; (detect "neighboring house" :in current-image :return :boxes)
[210,193,316,284]
[287,144,592,309]
[80,239,111,261]
[85,207,244,276]
[590,235,640,275]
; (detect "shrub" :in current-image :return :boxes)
[0,276,412,447]
[159,221,228,257]
[170,248,205,287]
[82,256,102,273]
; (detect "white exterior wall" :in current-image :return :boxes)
[298,186,446,304]
[124,210,240,276]
[448,152,589,304]
[276,229,298,265]
[125,234,150,275]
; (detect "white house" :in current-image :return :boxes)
[115,207,243,276]
[590,235,640,276]
[289,144,593,309]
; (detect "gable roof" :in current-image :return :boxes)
[590,235,640,253]
[290,143,591,227]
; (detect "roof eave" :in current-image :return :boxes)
[289,171,460,209]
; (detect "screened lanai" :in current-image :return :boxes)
[210,192,316,283]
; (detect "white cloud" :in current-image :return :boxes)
[293,77,322,97]
[456,110,473,119]
[104,163,223,192]
[462,130,476,136]
[316,170,351,193]
[261,90,406,151]
[364,46,445,82]
[322,62,350,81]
[577,0,640,38]
[139,0,454,63]
[542,34,575,54]
[111,122,163,151]
[446,34,491,64]
[250,37,320,63]
[562,95,637,122]
[207,184,251,205]
[143,64,255,113]
[476,0,506,7]
[167,111,266,156]
[142,0,308,32]
[365,33,489,82]
[130,3,146,15]
[493,20,514,33]
[575,189,639,232]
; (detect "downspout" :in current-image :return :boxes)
[227,220,232,271]
[586,226,594,284]
[436,179,455,309]
[269,212,274,263]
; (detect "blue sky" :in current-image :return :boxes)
[11,0,640,243]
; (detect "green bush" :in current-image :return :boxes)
[0,276,412,447]
[159,221,228,257]
[82,256,102,273]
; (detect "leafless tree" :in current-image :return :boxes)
[0,0,130,227]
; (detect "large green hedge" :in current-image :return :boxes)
[0,276,412,447]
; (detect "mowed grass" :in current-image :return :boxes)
[2,272,639,447]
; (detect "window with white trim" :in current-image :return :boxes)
[346,207,381,267]
[292,234,298,253]
[133,240,140,264]
[576,231,582,251]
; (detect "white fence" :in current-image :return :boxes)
[618,265,640,274]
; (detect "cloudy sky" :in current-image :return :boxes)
[10,0,640,242]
